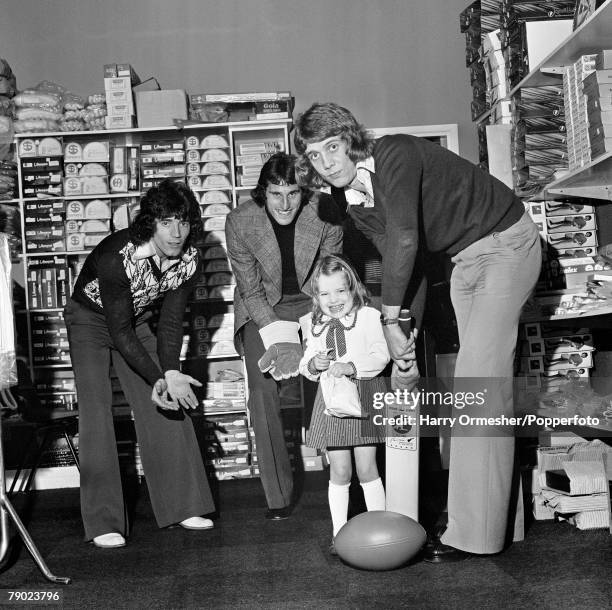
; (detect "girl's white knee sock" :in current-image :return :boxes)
[328,481,351,537]
[361,477,386,511]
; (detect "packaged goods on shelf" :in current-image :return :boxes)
[135,89,187,128]
[103,64,138,129]
[11,116,293,483]
[0,160,18,200]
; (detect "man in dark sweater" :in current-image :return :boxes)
[294,103,542,562]
[225,153,342,520]
[64,180,215,548]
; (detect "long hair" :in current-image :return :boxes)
[309,254,370,325]
[250,151,312,207]
[293,102,375,188]
[129,179,202,247]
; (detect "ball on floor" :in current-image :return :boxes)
[334,510,426,570]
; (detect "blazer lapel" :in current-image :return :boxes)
[247,208,282,288]
[295,202,324,288]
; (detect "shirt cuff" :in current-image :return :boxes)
[307,357,319,376]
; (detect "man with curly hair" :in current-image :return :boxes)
[64,179,215,548]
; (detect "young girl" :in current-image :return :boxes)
[299,254,390,553]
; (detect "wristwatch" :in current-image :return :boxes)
[380,315,399,326]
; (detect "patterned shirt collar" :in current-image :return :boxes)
[133,240,189,271]
[345,156,375,208]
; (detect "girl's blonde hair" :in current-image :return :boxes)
[309,254,370,324]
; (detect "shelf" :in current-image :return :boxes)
[521,304,612,323]
[474,0,612,123]
[21,250,92,257]
[27,307,64,312]
[5,465,79,490]
[545,152,612,200]
[9,117,294,492]
[201,409,247,416]
[12,118,292,140]
[526,0,612,84]
[20,191,141,203]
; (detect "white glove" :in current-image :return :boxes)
[258,320,301,349]
[164,370,202,410]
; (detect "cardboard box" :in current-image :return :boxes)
[523,20,574,71]
[135,90,188,128]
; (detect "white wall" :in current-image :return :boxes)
[1,0,477,161]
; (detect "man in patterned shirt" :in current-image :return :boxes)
[64,180,215,549]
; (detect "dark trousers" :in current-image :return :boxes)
[242,293,312,510]
[64,299,215,541]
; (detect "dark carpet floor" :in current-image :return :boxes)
[0,467,611,610]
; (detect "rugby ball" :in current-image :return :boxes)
[335,510,426,570]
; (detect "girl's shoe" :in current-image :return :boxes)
[179,516,214,530]
[92,533,126,548]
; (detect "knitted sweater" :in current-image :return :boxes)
[347,134,524,307]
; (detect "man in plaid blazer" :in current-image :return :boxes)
[226,153,342,519]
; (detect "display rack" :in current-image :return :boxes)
[8,118,292,487]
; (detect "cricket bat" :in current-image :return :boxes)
[385,309,420,520]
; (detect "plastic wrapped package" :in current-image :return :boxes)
[0,233,16,389]
[0,57,17,98]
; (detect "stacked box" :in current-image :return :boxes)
[188,307,236,360]
[500,11,574,89]
[563,54,598,169]
[139,139,186,190]
[518,322,595,390]
[103,63,138,129]
[202,414,252,480]
[202,376,246,413]
[459,1,502,120]
[184,132,231,193]
[524,198,610,291]
[24,199,65,253]
[63,139,111,198]
[531,441,612,528]
[235,140,284,187]
[511,85,567,195]
[583,62,612,158]
[109,145,140,193]
[19,137,64,199]
[482,29,509,108]
[29,307,71,365]
[189,91,292,123]
[26,255,70,314]
[65,197,112,252]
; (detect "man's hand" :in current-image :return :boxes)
[164,370,202,410]
[258,343,303,380]
[383,324,418,363]
[391,360,420,392]
[151,378,180,410]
